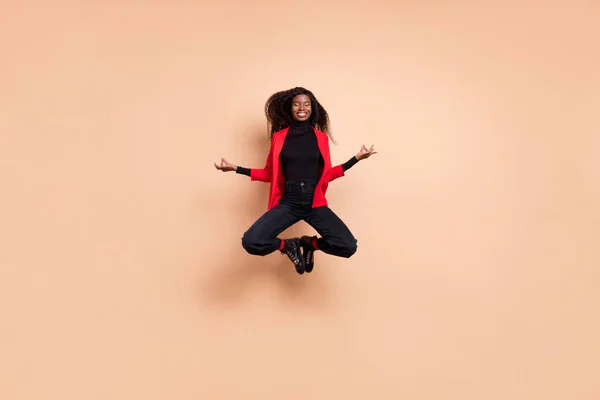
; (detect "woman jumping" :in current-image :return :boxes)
[214,87,376,274]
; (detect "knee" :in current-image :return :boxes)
[344,239,358,258]
[336,238,357,258]
[241,231,261,255]
[241,232,256,254]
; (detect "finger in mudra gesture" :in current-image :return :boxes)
[214,158,236,172]
[356,144,377,160]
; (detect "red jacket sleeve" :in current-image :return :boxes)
[326,164,345,182]
[249,139,274,182]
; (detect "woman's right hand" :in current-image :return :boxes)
[214,158,237,172]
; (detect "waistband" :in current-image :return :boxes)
[284,179,318,189]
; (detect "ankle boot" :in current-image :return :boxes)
[300,235,316,273]
[281,238,305,274]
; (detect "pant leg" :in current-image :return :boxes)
[303,206,358,258]
[241,203,301,256]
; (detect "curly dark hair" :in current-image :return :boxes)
[264,87,335,142]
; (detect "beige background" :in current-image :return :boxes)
[1,0,599,399]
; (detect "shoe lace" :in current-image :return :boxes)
[284,248,300,266]
[304,247,313,264]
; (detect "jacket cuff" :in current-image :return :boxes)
[331,164,345,180]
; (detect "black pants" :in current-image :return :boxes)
[241,179,358,258]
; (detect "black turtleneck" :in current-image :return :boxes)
[279,120,321,181]
[236,121,358,179]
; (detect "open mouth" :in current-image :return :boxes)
[296,112,308,118]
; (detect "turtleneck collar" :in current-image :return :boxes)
[290,119,313,135]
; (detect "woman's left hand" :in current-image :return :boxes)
[356,144,377,161]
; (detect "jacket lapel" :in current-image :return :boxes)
[273,127,289,166]
[271,128,289,202]
[314,129,330,168]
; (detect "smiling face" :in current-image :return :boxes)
[291,94,312,122]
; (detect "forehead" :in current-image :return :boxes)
[292,94,311,103]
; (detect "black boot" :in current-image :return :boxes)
[281,238,305,274]
[300,235,316,273]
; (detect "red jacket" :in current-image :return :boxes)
[250,127,346,210]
